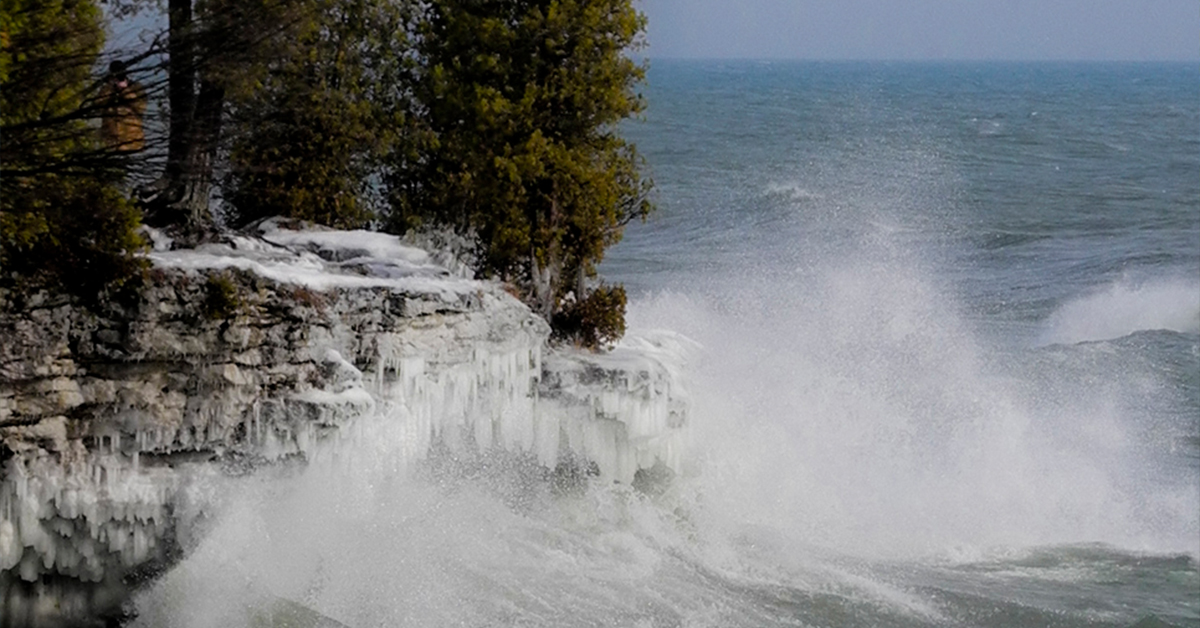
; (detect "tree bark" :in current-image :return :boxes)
[530,194,563,319]
[168,76,223,235]
[531,243,559,319]
[148,0,219,242]
[166,0,194,182]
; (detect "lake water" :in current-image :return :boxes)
[602,60,1200,627]
[131,61,1199,627]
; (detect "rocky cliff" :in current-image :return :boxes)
[0,221,691,625]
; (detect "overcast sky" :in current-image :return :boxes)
[639,0,1199,61]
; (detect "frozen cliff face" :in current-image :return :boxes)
[0,220,692,622]
[540,331,697,485]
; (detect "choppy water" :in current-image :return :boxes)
[605,60,1200,626]
[134,61,1199,627]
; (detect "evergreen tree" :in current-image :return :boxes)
[141,0,304,239]
[0,0,141,178]
[0,0,146,294]
[389,0,653,347]
[225,0,418,229]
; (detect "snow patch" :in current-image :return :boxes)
[148,235,478,297]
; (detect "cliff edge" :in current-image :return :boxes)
[0,220,691,625]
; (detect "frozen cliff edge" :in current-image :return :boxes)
[0,220,692,616]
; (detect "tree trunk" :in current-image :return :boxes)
[530,193,564,319]
[531,243,559,319]
[148,0,220,242]
[169,77,223,235]
[166,0,194,182]
[575,260,587,299]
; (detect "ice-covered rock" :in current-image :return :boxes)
[0,221,693,623]
[541,330,697,484]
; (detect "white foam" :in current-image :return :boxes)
[623,248,1200,561]
[764,182,822,202]
[1039,277,1200,345]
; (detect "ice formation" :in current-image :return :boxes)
[540,331,697,483]
[0,220,693,619]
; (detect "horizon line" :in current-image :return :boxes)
[640,55,1200,64]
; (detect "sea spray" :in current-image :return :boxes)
[623,230,1199,560]
[1039,276,1200,346]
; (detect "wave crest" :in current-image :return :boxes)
[1040,277,1200,346]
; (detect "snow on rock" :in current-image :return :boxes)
[147,226,471,297]
[0,220,694,623]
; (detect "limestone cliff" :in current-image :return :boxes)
[0,222,691,625]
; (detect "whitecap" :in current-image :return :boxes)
[763,182,822,203]
[1039,277,1200,346]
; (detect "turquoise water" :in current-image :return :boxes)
[602,61,1200,626]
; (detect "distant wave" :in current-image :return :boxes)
[970,117,1006,137]
[1039,278,1200,345]
[763,182,822,202]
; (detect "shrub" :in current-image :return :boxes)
[550,283,627,350]
[0,177,146,297]
[202,273,242,320]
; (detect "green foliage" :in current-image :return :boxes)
[387,0,653,348]
[0,177,146,295]
[202,272,241,319]
[550,282,626,350]
[1,0,108,176]
[3,0,652,343]
[224,0,418,229]
[0,0,147,296]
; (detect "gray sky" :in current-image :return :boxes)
[639,0,1200,60]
